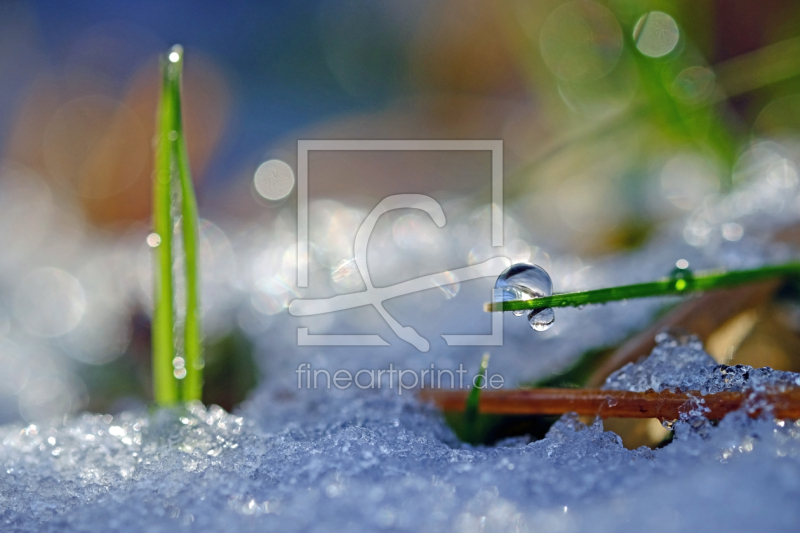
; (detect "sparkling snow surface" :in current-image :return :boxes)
[2,142,800,531]
[2,335,800,532]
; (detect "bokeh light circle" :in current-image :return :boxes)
[672,66,715,103]
[633,12,680,58]
[540,1,623,83]
[13,267,86,338]
[254,159,295,201]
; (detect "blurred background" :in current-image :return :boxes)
[1,0,800,424]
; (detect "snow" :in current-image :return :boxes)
[604,333,800,394]
[2,139,800,530]
[2,334,800,531]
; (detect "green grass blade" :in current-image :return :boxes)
[152,53,178,406]
[168,46,203,402]
[485,262,800,313]
[465,353,490,423]
[460,352,490,445]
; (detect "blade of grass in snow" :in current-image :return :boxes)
[465,353,490,421]
[169,47,203,402]
[152,49,178,405]
[484,262,800,313]
[462,353,490,443]
[152,45,202,406]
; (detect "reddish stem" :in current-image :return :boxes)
[420,387,800,421]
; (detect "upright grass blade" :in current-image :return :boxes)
[152,45,203,406]
[170,48,203,402]
[484,262,800,313]
[152,50,178,406]
[460,352,490,444]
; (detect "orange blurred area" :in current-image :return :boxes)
[3,55,228,227]
[1,0,799,253]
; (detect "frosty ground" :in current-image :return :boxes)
[2,144,800,531]
[2,333,800,532]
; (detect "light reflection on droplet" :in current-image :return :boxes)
[14,268,86,338]
[172,357,186,379]
[633,12,680,58]
[254,159,295,201]
[494,263,555,330]
[529,307,555,331]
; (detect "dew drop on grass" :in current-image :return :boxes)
[494,263,555,332]
[529,307,555,331]
[669,259,693,291]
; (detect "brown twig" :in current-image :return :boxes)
[420,387,800,421]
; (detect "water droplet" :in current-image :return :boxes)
[494,263,553,303]
[529,307,555,331]
[669,260,694,291]
[494,263,555,331]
